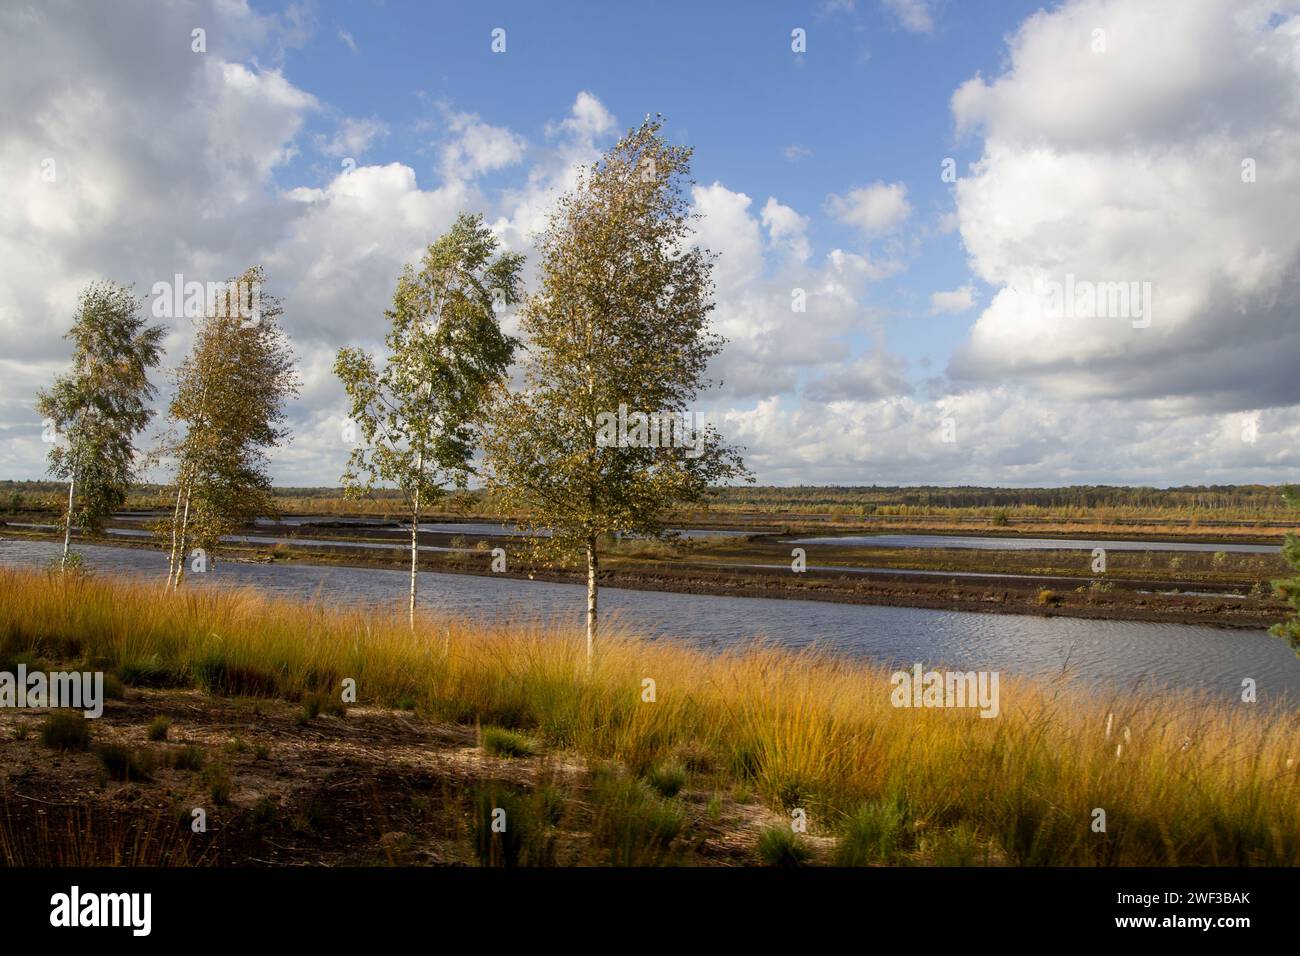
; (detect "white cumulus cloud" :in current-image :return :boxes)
[948,0,1300,412]
[826,181,912,236]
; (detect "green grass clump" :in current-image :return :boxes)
[482,726,537,759]
[299,689,347,721]
[192,654,277,698]
[41,711,91,751]
[834,796,916,866]
[757,826,812,867]
[470,783,557,866]
[117,657,174,688]
[922,824,988,866]
[101,673,126,701]
[589,772,684,866]
[164,745,204,772]
[94,743,152,782]
[204,764,232,804]
[646,762,687,798]
[146,716,171,741]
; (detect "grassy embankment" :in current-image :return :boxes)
[1,566,1297,866]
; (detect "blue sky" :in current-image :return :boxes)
[3,0,1300,487]
[274,0,1039,383]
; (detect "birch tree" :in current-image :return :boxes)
[36,281,165,570]
[334,213,521,625]
[482,117,750,665]
[160,267,298,588]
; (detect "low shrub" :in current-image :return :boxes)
[834,797,915,866]
[164,745,204,772]
[470,783,557,867]
[40,711,90,751]
[94,743,152,782]
[757,826,812,867]
[146,716,171,741]
[646,762,687,798]
[482,727,537,759]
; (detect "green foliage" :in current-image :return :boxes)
[702,483,1295,515]
[40,711,91,751]
[481,726,536,758]
[470,783,557,867]
[47,551,85,573]
[248,796,279,830]
[191,654,277,697]
[95,743,152,782]
[35,281,164,564]
[146,716,172,741]
[335,212,520,505]
[834,797,915,866]
[922,824,987,866]
[589,771,684,865]
[334,212,520,615]
[102,673,125,700]
[646,761,687,797]
[482,116,750,647]
[164,745,204,772]
[160,266,299,588]
[757,826,812,867]
[204,764,233,804]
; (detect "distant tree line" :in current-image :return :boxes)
[7,480,1299,520]
[704,485,1300,514]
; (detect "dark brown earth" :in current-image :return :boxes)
[0,687,794,867]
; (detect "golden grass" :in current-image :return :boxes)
[1,566,1297,865]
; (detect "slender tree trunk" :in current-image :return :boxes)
[409,463,421,629]
[173,483,193,590]
[166,479,184,587]
[582,327,601,671]
[172,382,210,590]
[60,475,75,571]
[586,536,598,670]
